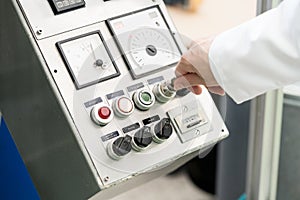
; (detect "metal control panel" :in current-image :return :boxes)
[2,0,229,199]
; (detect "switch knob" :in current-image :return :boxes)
[153,80,176,103]
[176,88,190,97]
[131,126,153,151]
[153,118,173,143]
[91,104,114,126]
[113,96,134,118]
[107,135,132,160]
[133,89,155,110]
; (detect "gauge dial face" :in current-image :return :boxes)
[57,32,119,89]
[129,28,179,73]
[108,7,181,79]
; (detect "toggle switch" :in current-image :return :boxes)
[107,135,132,160]
[131,126,153,151]
[133,89,155,110]
[91,103,114,126]
[153,118,173,143]
[113,96,134,118]
[153,79,176,103]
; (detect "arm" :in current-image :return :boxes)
[175,0,300,103]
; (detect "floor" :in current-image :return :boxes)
[110,172,215,200]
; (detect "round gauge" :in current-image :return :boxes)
[127,28,180,77]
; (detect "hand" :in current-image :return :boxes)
[173,37,225,95]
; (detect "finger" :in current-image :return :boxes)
[175,57,191,77]
[173,73,206,90]
[188,86,203,95]
[207,86,225,96]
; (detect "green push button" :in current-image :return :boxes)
[134,90,155,110]
[141,92,151,102]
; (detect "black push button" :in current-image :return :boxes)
[48,0,85,15]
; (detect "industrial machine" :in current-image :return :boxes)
[0,0,228,199]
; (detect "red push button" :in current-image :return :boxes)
[98,107,111,119]
[91,104,114,126]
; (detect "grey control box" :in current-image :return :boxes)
[0,0,229,199]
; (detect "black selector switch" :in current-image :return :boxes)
[131,126,153,151]
[176,88,190,97]
[153,118,173,143]
[48,0,85,15]
[107,135,132,160]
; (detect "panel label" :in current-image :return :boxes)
[127,82,144,92]
[84,97,102,108]
[147,76,164,85]
[101,131,119,142]
[142,115,160,125]
[122,123,140,133]
[106,90,125,100]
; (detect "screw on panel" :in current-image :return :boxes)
[183,106,188,112]
[104,176,109,182]
[36,29,43,35]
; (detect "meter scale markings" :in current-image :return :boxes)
[57,32,119,89]
[129,28,175,69]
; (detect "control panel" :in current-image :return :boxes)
[12,0,229,198]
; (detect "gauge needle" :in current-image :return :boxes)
[90,43,97,61]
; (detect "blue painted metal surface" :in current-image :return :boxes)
[0,115,40,200]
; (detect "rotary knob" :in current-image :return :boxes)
[113,96,134,118]
[131,126,153,151]
[133,89,155,111]
[107,135,132,160]
[153,118,173,143]
[91,104,114,126]
[153,80,176,103]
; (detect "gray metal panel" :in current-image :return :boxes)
[0,1,100,199]
[277,95,300,200]
[216,96,250,200]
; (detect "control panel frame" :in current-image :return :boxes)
[25,2,229,187]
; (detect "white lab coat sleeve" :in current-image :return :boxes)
[208,0,300,104]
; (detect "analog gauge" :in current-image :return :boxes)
[107,7,181,79]
[57,31,119,89]
[129,28,178,70]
